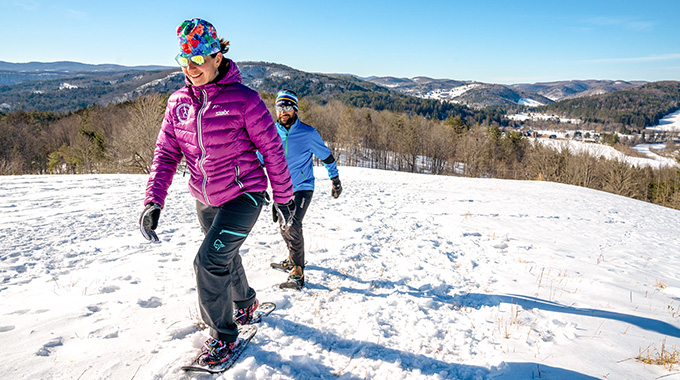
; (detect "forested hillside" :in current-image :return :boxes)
[537,81,680,131]
[0,69,183,113]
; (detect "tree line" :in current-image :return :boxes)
[1,93,679,210]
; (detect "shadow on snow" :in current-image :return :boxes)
[306,265,680,339]
[458,293,680,339]
[250,317,599,380]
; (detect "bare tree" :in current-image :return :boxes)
[600,159,639,198]
[112,94,165,173]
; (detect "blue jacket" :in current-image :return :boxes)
[260,118,338,192]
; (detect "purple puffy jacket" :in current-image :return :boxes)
[144,59,293,208]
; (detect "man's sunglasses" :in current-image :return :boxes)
[175,54,208,67]
[276,106,295,112]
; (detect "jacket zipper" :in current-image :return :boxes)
[235,165,243,188]
[197,89,212,206]
[281,125,305,180]
[283,128,289,157]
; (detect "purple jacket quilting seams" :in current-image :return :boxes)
[145,59,293,208]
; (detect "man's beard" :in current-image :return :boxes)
[278,113,297,127]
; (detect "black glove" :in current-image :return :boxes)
[273,199,295,229]
[331,176,342,199]
[139,203,161,242]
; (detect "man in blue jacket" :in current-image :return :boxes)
[270,89,341,290]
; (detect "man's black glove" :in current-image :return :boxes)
[331,176,342,199]
[139,203,161,242]
[273,199,295,229]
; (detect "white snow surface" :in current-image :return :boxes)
[2,167,680,380]
[507,113,582,124]
[534,138,679,169]
[418,84,481,102]
[517,98,543,107]
[648,110,680,132]
[58,83,78,90]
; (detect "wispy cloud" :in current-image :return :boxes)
[65,8,87,19]
[581,16,654,31]
[2,0,40,11]
[586,54,680,63]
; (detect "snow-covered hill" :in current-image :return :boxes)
[1,168,679,379]
[648,109,680,132]
[367,78,647,108]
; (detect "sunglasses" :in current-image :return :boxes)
[276,106,295,112]
[175,54,208,67]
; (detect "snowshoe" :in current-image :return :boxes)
[181,325,257,373]
[279,274,304,290]
[235,300,276,325]
[270,258,293,272]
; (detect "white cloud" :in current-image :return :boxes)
[585,53,680,63]
[65,8,87,19]
[2,0,40,11]
[581,16,654,31]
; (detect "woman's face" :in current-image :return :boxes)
[182,53,222,86]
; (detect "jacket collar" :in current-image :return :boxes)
[277,116,300,133]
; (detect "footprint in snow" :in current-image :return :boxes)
[35,337,63,357]
[99,285,119,294]
[138,297,163,308]
[82,305,101,317]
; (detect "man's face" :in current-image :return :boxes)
[277,107,296,126]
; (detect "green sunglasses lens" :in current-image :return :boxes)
[175,55,189,67]
[175,54,207,67]
[190,55,205,65]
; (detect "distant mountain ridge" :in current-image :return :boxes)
[0,60,172,73]
[367,76,647,108]
[510,80,648,101]
[0,60,654,113]
[0,60,389,113]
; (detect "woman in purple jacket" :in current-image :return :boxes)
[139,18,294,368]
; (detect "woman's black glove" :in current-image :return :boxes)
[139,203,161,242]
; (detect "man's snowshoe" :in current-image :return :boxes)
[270,258,293,272]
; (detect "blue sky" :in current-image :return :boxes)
[2,0,679,84]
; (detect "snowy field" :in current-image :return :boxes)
[418,84,481,103]
[507,113,582,124]
[534,138,679,169]
[647,110,680,132]
[2,167,680,380]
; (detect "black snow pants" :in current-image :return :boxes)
[282,190,313,269]
[194,192,264,343]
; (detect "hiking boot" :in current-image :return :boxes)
[198,337,241,367]
[234,299,259,325]
[289,274,304,287]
